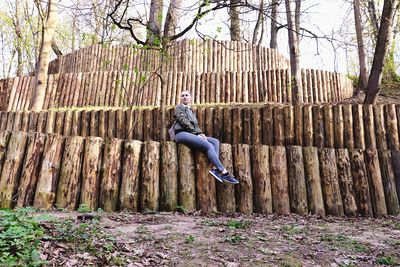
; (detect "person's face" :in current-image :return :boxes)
[180,91,191,105]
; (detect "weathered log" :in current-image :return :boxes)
[0,131,28,208]
[313,106,324,147]
[323,106,334,147]
[99,138,123,212]
[54,112,65,134]
[349,150,373,216]
[303,147,325,215]
[251,108,261,145]
[16,133,46,208]
[286,146,308,215]
[364,149,387,217]
[391,150,400,205]
[378,150,400,215]
[273,107,284,146]
[303,106,313,146]
[195,150,217,213]
[283,106,295,146]
[55,136,85,210]
[269,146,290,214]
[385,104,400,150]
[232,108,243,144]
[373,105,387,150]
[160,142,178,211]
[335,149,357,216]
[250,145,272,214]
[217,143,236,213]
[352,105,365,149]
[33,134,65,210]
[62,110,73,136]
[233,144,253,213]
[342,105,354,149]
[45,111,55,134]
[294,106,303,146]
[177,144,196,212]
[80,137,103,210]
[363,105,376,149]
[318,148,344,216]
[333,105,344,148]
[140,141,160,212]
[261,106,273,145]
[119,140,142,211]
[243,108,251,144]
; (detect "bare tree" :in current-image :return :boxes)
[252,0,264,44]
[164,0,182,38]
[364,0,399,104]
[270,0,279,48]
[230,0,241,41]
[147,0,164,45]
[30,0,58,111]
[285,0,302,104]
[354,0,369,93]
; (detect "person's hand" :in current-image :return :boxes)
[198,134,207,139]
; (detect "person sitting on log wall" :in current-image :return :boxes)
[173,90,239,184]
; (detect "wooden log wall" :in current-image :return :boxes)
[3,69,353,111]
[0,129,399,217]
[47,40,290,74]
[2,103,400,150]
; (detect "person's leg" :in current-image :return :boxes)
[206,137,220,156]
[175,132,225,171]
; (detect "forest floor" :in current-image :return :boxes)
[24,211,400,266]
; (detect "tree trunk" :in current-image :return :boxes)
[163,0,182,38]
[285,0,303,104]
[147,0,163,45]
[14,0,23,76]
[354,0,369,93]
[30,0,58,111]
[252,0,264,44]
[368,0,380,37]
[364,0,399,104]
[229,0,241,41]
[270,0,279,48]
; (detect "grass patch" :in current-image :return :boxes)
[185,235,195,244]
[224,234,246,244]
[321,234,370,253]
[226,220,251,229]
[376,255,398,265]
[0,208,45,266]
[281,224,304,235]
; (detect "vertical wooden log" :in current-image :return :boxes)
[391,150,400,205]
[107,110,117,138]
[143,109,153,141]
[364,149,387,217]
[160,142,178,211]
[0,132,28,208]
[303,106,313,146]
[28,112,39,133]
[62,110,73,136]
[374,105,388,150]
[119,140,142,211]
[342,105,354,149]
[217,143,236,213]
[385,104,400,150]
[273,107,284,146]
[99,138,123,212]
[312,106,324,147]
[352,105,365,149]
[349,150,373,216]
[71,110,81,136]
[80,137,103,210]
[232,108,242,144]
[80,111,91,137]
[222,108,232,144]
[0,131,10,174]
[286,146,308,215]
[140,141,160,212]
[283,106,295,146]
[54,112,65,135]
[379,150,400,215]
[195,150,217,213]
[333,105,344,148]
[33,134,65,210]
[55,136,85,210]
[12,112,22,131]
[177,144,196,212]
[242,108,252,145]
[6,112,15,131]
[363,105,376,149]
[294,106,303,146]
[16,133,46,208]
[250,145,272,214]
[336,149,358,216]
[269,146,290,214]
[45,111,55,134]
[303,147,325,215]
[21,111,30,132]
[233,144,253,213]
[261,106,273,145]
[318,148,344,216]
[323,105,334,148]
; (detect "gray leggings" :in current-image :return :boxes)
[175,132,225,171]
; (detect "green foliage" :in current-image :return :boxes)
[0,209,45,267]
[227,220,251,229]
[185,235,195,243]
[175,205,187,213]
[77,203,92,213]
[281,224,303,235]
[347,74,359,87]
[376,255,398,265]
[224,234,246,244]
[321,234,370,253]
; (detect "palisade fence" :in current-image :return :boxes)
[47,39,290,74]
[1,69,353,111]
[0,130,399,216]
[0,104,399,150]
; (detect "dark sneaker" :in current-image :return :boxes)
[221,173,239,184]
[209,168,223,183]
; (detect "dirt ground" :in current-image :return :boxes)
[35,211,400,267]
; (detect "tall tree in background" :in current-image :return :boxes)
[252,0,264,44]
[147,0,164,45]
[229,0,241,41]
[354,0,369,93]
[285,0,302,104]
[30,0,58,111]
[13,0,23,76]
[364,0,399,104]
[270,0,279,48]
[164,0,182,38]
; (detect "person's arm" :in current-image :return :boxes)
[175,105,197,134]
